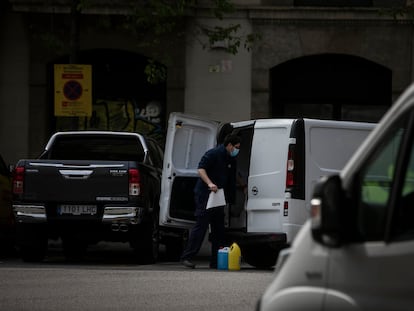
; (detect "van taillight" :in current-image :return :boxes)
[13,166,25,194]
[283,201,288,216]
[129,168,141,196]
[286,145,295,188]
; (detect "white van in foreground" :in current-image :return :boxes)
[257,84,414,310]
[159,114,375,268]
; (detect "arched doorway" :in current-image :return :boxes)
[49,49,166,143]
[270,53,392,122]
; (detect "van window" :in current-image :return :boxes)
[357,115,408,241]
[310,127,373,170]
[393,139,414,239]
[250,127,288,175]
[172,127,211,170]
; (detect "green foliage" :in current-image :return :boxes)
[119,0,261,81]
[211,0,235,19]
[123,0,192,38]
[245,32,262,51]
[379,3,414,19]
[35,0,262,83]
[121,0,261,55]
[37,31,66,55]
[144,59,167,84]
[201,23,262,55]
[77,0,90,11]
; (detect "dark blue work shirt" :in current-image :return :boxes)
[193,144,237,216]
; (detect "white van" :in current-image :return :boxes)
[257,84,414,310]
[159,113,375,267]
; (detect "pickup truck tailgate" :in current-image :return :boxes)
[22,160,130,202]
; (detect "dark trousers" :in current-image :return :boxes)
[180,206,225,266]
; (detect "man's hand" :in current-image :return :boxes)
[198,168,218,192]
[208,183,218,192]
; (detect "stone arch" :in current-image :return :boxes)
[270,53,392,122]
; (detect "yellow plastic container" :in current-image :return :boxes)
[228,242,241,271]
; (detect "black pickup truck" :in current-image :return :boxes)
[12,131,184,263]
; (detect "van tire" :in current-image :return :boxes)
[243,246,278,269]
[164,236,185,261]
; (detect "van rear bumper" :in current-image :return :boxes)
[224,231,288,267]
[224,231,287,249]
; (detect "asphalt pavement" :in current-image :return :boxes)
[0,239,275,311]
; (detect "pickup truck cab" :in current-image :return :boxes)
[12,131,183,262]
[257,83,414,310]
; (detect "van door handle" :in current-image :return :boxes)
[252,186,258,195]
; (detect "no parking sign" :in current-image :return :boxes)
[54,64,92,116]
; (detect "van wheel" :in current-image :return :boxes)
[164,236,185,261]
[243,246,278,269]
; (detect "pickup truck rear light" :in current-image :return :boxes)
[13,166,25,194]
[129,168,141,196]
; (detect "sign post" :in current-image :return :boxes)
[54,64,92,117]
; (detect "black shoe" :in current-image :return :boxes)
[182,259,196,269]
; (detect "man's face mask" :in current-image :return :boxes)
[230,147,239,157]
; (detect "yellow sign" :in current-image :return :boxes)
[54,64,92,116]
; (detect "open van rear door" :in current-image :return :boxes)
[159,113,219,229]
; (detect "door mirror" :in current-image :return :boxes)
[311,174,346,247]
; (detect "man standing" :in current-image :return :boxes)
[181,134,241,269]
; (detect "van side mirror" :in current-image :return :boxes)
[311,175,346,247]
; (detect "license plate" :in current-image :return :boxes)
[58,205,97,215]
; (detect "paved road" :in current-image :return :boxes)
[0,242,275,311]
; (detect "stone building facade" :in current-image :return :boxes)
[0,0,413,165]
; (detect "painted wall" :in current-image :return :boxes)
[0,12,29,165]
[250,10,414,119]
[2,5,414,165]
[184,18,252,123]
